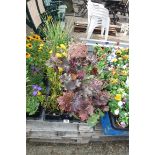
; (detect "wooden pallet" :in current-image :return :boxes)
[27,120,128,144]
[74,22,120,36]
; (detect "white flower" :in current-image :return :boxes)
[114,109,119,115]
[107,56,112,62]
[122,65,127,69]
[117,88,124,93]
[107,53,116,62]
[108,67,113,71]
[124,113,128,117]
[118,101,123,107]
[122,92,127,97]
[120,122,127,128]
[112,48,115,52]
[126,77,129,87]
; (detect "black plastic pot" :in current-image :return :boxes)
[44,110,62,121]
[109,112,129,131]
[44,110,80,123]
[26,105,43,120]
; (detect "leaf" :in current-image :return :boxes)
[98,109,105,117]
[79,112,89,121]
[71,73,78,80]
[57,92,74,112]
[87,113,100,127]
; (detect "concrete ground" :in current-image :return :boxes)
[27,141,129,155]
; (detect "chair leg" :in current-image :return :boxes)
[101,25,105,37]
[105,18,110,41]
[87,20,96,39]
[101,19,105,37]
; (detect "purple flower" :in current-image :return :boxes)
[33,91,38,96]
[32,85,42,96]
[31,66,40,74]
[120,122,127,128]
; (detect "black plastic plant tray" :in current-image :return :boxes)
[44,110,80,123]
[26,105,43,120]
[109,112,129,131]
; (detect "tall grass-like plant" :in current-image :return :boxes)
[41,16,73,53]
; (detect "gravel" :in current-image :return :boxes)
[27,141,129,155]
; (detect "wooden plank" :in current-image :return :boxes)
[74,22,117,36]
[74,21,121,33]
[74,27,117,36]
[26,120,128,144]
[78,124,94,132]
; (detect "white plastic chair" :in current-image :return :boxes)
[87,0,110,40]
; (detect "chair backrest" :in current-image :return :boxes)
[36,0,46,14]
[87,0,109,18]
[27,0,42,30]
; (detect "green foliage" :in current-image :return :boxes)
[44,67,62,110]
[26,96,40,116]
[87,109,104,127]
[94,45,129,127]
[87,113,100,127]
[41,17,72,53]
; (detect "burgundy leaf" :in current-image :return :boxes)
[79,112,89,121]
[57,92,74,112]
[77,70,85,79]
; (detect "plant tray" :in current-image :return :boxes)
[101,112,129,136]
[109,112,129,131]
[44,110,80,123]
[26,105,43,120]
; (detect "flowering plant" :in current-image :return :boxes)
[26,33,51,115]
[95,46,129,128]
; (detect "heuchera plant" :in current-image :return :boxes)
[57,43,110,126]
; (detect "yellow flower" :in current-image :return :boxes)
[122,55,129,60]
[114,94,122,101]
[121,70,128,76]
[62,52,67,57]
[112,58,117,62]
[125,48,129,52]
[37,91,42,96]
[47,16,52,22]
[32,34,41,41]
[60,44,66,50]
[26,36,32,41]
[116,50,122,56]
[26,43,33,49]
[58,67,63,73]
[38,47,43,51]
[56,46,60,49]
[56,53,63,58]
[49,50,53,54]
[39,43,44,47]
[26,52,31,58]
[110,78,118,84]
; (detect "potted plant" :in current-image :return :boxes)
[26,33,50,118]
[55,43,110,126]
[93,44,129,134]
